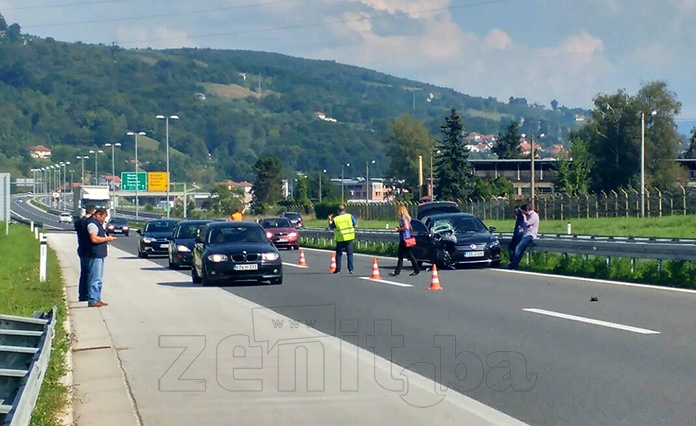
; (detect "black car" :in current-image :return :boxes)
[410,213,502,268]
[281,211,304,229]
[137,219,179,258]
[168,220,213,269]
[191,221,283,286]
[417,201,461,220]
[106,217,130,236]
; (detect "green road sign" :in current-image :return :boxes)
[121,172,147,191]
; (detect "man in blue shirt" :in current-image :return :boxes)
[86,208,116,307]
[508,205,525,261]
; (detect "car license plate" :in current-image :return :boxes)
[276,239,287,243]
[160,244,168,249]
[465,251,484,257]
[234,264,258,271]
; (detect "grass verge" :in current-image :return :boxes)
[0,223,69,426]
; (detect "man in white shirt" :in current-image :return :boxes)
[506,204,539,270]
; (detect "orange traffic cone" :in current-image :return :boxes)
[428,264,443,291]
[370,258,382,280]
[329,252,337,273]
[299,249,307,267]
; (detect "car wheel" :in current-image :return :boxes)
[141,251,148,259]
[191,264,202,284]
[490,260,501,268]
[293,245,299,250]
[169,259,179,270]
[201,266,214,287]
[270,276,283,285]
[125,232,129,237]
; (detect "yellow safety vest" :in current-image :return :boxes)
[333,214,355,242]
[231,213,243,221]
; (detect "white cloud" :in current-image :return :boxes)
[484,29,512,51]
[116,26,196,49]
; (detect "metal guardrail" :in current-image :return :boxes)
[299,228,696,262]
[9,215,43,229]
[0,307,57,426]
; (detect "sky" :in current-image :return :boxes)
[2,0,696,133]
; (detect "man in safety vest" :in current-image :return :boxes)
[328,204,358,274]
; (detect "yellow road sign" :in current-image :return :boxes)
[148,172,168,192]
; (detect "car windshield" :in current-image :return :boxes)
[207,226,267,244]
[283,213,300,220]
[431,216,487,234]
[176,223,206,238]
[109,218,127,224]
[144,221,177,233]
[261,218,293,228]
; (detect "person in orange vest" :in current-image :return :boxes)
[230,206,246,221]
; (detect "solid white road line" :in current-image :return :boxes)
[282,262,308,268]
[359,277,414,288]
[523,308,661,335]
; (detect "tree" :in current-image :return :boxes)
[251,155,283,207]
[203,185,244,215]
[551,99,558,111]
[493,120,522,159]
[553,137,593,195]
[683,127,696,159]
[293,174,310,204]
[383,114,435,200]
[434,107,473,201]
[578,81,682,192]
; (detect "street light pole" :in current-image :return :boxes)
[128,131,146,223]
[77,156,88,184]
[530,135,536,210]
[365,160,375,202]
[318,169,326,203]
[640,110,657,218]
[341,163,350,204]
[156,114,179,218]
[105,143,121,216]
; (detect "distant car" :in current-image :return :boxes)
[168,220,213,269]
[409,212,502,268]
[58,213,72,223]
[281,211,304,229]
[416,201,461,220]
[106,217,130,236]
[259,217,300,250]
[191,221,283,286]
[137,219,179,258]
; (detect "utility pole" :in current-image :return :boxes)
[418,155,423,201]
[530,135,536,210]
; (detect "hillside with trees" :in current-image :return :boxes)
[0,12,588,188]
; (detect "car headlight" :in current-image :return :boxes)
[489,239,500,247]
[266,231,273,239]
[262,252,280,261]
[207,254,228,262]
[177,245,191,252]
[107,225,114,229]
[123,226,129,230]
[142,237,153,243]
[288,232,298,238]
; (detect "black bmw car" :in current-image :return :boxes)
[410,212,502,268]
[137,219,179,258]
[191,221,283,286]
[106,217,130,236]
[167,220,213,269]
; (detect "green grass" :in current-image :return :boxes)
[0,224,69,426]
[305,215,696,239]
[465,108,514,121]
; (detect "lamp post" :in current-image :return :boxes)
[156,114,179,218]
[318,169,326,203]
[341,163,350,204]
[76,155,88,184]
[89,149,104,185]
[127,131,146,223]
[105,143,121,216]
[365,160,375,202]
[69,170,75,194]
[640,110,657,218]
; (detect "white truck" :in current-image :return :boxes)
[73,185,111,221]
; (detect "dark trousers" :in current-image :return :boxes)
[507,236,534,269]
[508,234,522,259]
[335,240,354,272]
[78,254,92,301]
[394,240,420,274]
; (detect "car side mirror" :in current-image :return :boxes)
[136,229,142,235]
[489,226,497,233]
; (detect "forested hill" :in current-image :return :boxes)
[0,14,588,184]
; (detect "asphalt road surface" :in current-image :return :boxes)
[13,197,696,425]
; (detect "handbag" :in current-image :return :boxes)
[404,237,416,247]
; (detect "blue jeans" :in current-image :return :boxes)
[335,240,354,272]
[78,254,92,301]
[88,257,105,304]
[507,236,534,269]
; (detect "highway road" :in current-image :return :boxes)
[13,197,696,425]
